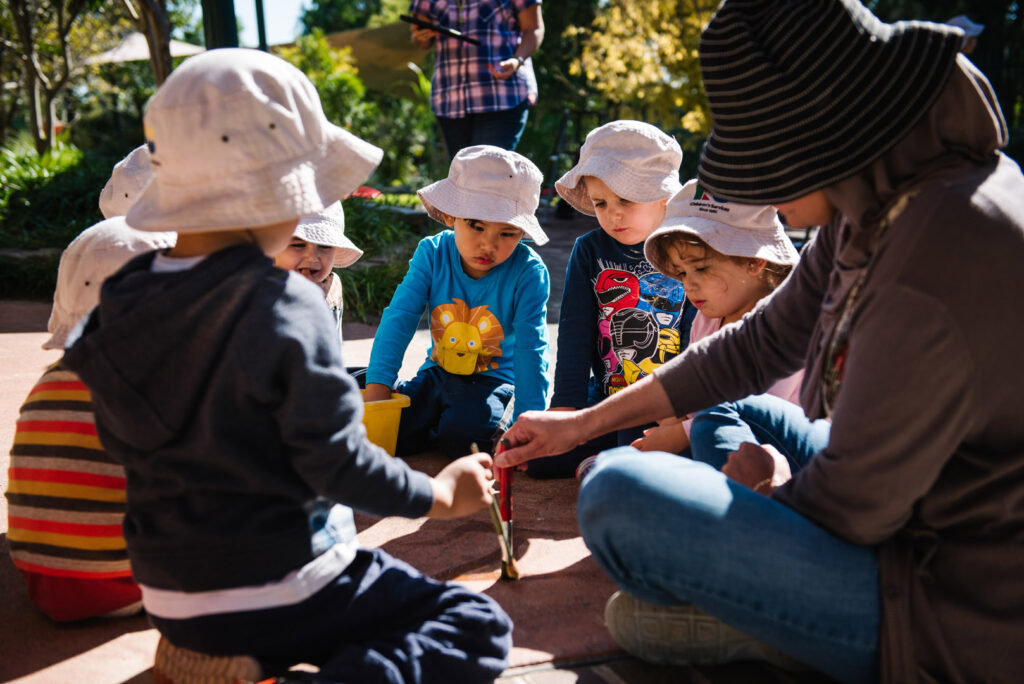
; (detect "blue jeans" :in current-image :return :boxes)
[689,394,832,470]
[437,100,530,159]
[150,548,511,684]
[578,448,880,684]
[396,366,514,458]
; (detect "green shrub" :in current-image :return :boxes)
[338,196,436,322]
[0,134,112,250]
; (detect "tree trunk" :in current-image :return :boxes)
[124,0,174,85]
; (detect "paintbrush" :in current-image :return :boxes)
[471,442,519,580]
[494,439,517,580]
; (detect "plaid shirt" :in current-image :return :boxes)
[409,0,538,118]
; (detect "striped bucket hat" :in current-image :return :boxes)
[697,0,965,204]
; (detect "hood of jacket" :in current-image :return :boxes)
[63,244,279,452]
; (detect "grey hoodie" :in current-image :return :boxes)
[64,244,433,592]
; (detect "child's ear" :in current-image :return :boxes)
[441,212,456,227]
[747,258,768,276]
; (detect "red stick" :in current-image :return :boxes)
[494,442,512,523]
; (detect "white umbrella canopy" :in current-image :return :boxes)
[85,32,204,65]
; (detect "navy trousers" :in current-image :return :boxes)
[396,366,514,459]
[149,548,512,684]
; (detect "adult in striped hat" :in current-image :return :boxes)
[697,0,964,204]
[497,2,1024,682]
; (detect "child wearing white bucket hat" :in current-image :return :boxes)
[622,178,813,464]
[63,48,510,683]
[274,200,362,337]
[7,214,173,622]
[364,144,550,459]
[532,120,695,478]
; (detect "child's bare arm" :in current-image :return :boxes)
[631,421,690,454]
[363,383,393,403]
[427,452,495,519]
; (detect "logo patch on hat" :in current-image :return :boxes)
[691,183,730,214]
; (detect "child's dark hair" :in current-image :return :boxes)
[650,233,792,291]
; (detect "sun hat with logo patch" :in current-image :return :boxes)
[555,120,683,216]
[696,0,965,205]
[126,48,383,233]
[645,179,799,276]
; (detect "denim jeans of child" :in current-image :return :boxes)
[149,548,512,684]
[689,393,832,470]
[578,448,880,684]
[396,366,514,458]
[437,100,530,160]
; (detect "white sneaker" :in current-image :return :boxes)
[604,591,807,670]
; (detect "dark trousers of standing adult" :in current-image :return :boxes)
[149,548,512,684]
[437,99,530,160]
[395,365,514,459]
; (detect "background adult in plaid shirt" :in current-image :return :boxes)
[409,0,544,159]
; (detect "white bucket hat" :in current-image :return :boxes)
[417,145,548,245]
[126,48,383,233]
[295,201,363,268]
[644,179,799,275]
[555,120,683,216]
[99,144,152,219]
[45,219,176,350]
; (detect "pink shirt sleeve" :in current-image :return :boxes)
[680,312,804,436]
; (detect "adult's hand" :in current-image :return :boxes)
[495,409,588,468]
[722,442,792,494]
[488,58,521,80]
[409,14,438,49]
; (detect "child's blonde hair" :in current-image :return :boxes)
[648,232,793,292]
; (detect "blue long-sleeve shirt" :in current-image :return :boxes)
[551,229,695,408]
[367,230,550,418]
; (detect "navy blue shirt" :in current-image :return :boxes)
[551,229,696,408]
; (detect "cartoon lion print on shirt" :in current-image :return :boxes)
[430,299,505,375]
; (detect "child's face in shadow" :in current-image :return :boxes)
[662,241,768,325]
[274,237,338,284]
[584,176,668,246]
[444,215,524,280]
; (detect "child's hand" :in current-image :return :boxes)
[722,442,792,494]
[363,383,393,403]
[630,422,689,454]
[427,452,495,519]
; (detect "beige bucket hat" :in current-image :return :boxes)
[45,219,176,350]
[126,48,383,233]
[417,145,548,245]
[555,120,683,216]
[99,144,152,219]
[295,201,363,268]
[644,179,799,275]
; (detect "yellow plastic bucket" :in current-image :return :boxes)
[361,391,411,456]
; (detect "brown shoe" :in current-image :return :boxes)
[153,636,264,684]
[604,591,806,669]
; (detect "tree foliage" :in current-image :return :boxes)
[569,0,717,140]
[302,0,381,34]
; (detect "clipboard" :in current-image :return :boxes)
[400,14,483,46]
